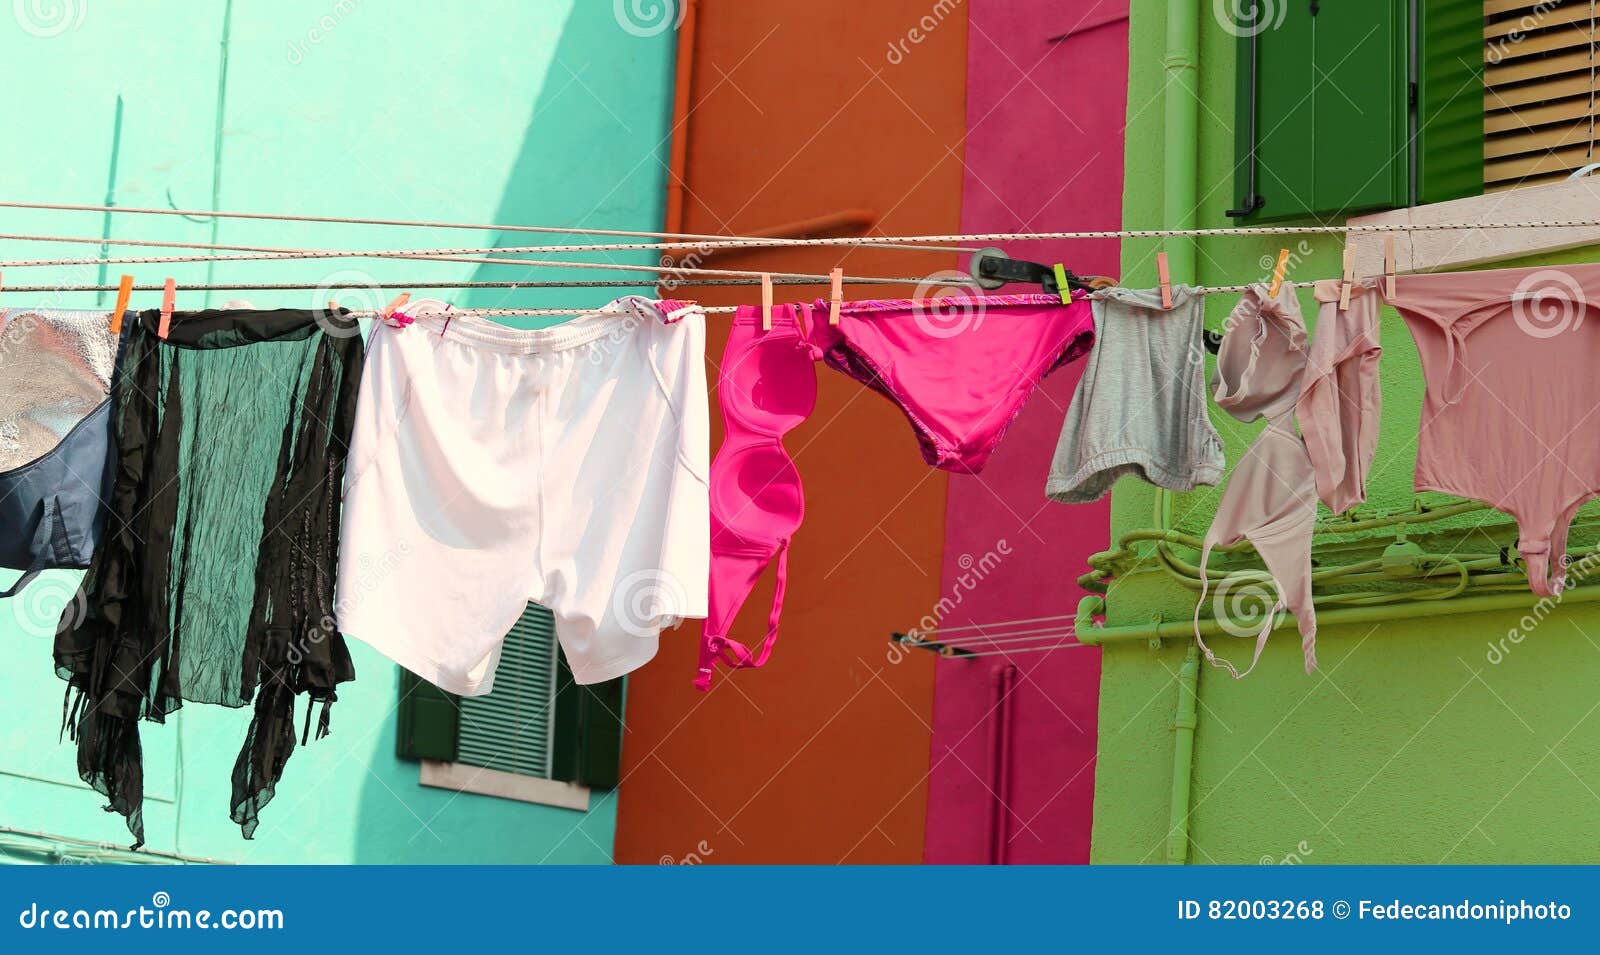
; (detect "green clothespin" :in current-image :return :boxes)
[1052,263,1072,305]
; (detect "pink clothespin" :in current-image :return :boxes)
[157,278,176,339]
[1338,246,1354,311]
[761,274,774,332]
[1383,235,1397,299]
[828,267,843,326]
[1156,252,1172,309]
[381,293,412,327]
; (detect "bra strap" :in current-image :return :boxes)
[693,541,791,691]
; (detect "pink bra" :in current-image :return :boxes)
[696,304,818,690]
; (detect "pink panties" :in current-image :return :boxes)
[805,293,1095,473]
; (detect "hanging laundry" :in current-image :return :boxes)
[338,297,708,694]
[0,308,120,596]
[1046,285,1223,503]
[1298,281,1382,514]
[1384,263,1600,597]
[697,303,816,691]
[806,293,1095,474]
[55,307,364,848]
[1194,284,1318,678]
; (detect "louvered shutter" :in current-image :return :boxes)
[395,602,626,790]
[455,605,561,778]
[1486,0,1600,190]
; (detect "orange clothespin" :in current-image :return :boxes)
[1155,252,1172,309]
[1383,235,1397,299]
[109,275,133,335]
[381,292,412,327]
[1268,248,1290,297]
[761,273,774,331]
[1338,245,1355,311]
[157,278,176,339]
[828,267,843,326]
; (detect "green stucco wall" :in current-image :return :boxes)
[0,0,675,863]
[1095,1,1600,864]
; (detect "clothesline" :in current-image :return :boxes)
[4,279,1319,296]
[5,198,1600,248]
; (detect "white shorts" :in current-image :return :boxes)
[337,298,709,693]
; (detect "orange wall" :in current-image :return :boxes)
[614,0,969,864]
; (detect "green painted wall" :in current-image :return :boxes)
[0,0,675,863]
[1095,1,1600,864]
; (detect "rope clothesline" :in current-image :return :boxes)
[5,198,1600,248]
[0,233,947,286]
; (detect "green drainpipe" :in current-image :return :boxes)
[1159,0,1201,865]
[1167,645,1200,864]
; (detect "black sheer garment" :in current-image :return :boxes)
[54,308,364,847]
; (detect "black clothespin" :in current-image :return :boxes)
[968,247,1096,295]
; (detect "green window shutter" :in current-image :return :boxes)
[394,602,625,791]
[1416,0,1485,203]
[395,669,460,762]
[1234,0,1477,219]
[455,606,561,777]
[552,654,626,790]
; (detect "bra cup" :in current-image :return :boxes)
[720,334,817,435]
[710,442,803,540]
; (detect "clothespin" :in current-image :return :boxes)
[761,273,773,331]
[1338,245,1355,311]
[1051,264,1072,305]
[1268,248,1290,297]
[1383,235,1397,298]
[828,268,843,326]
[109,275,133,335]
[381,292,412,327]
[157,278,175,339]
[1155,252,1172,309]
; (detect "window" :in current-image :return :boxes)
[1485,0,1600,190]
[395,603,624,809]
[1230,0,1484,220]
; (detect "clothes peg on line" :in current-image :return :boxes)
[828,267,843,326]
[1384,235,1397,298]
[761,273,773,331]
[157,278,175,339]
[1155,252,1172,309]
[1052,264,1072,305]
[381,292,412,327]
[1339,245,1355,311]
[110,275,134,335]
[1268,248,1290,297]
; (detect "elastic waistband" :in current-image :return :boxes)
[732,303,811,329]
[399,298,670,355]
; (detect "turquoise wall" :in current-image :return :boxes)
[1094,0,1600,864]
[0,0,675,863]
